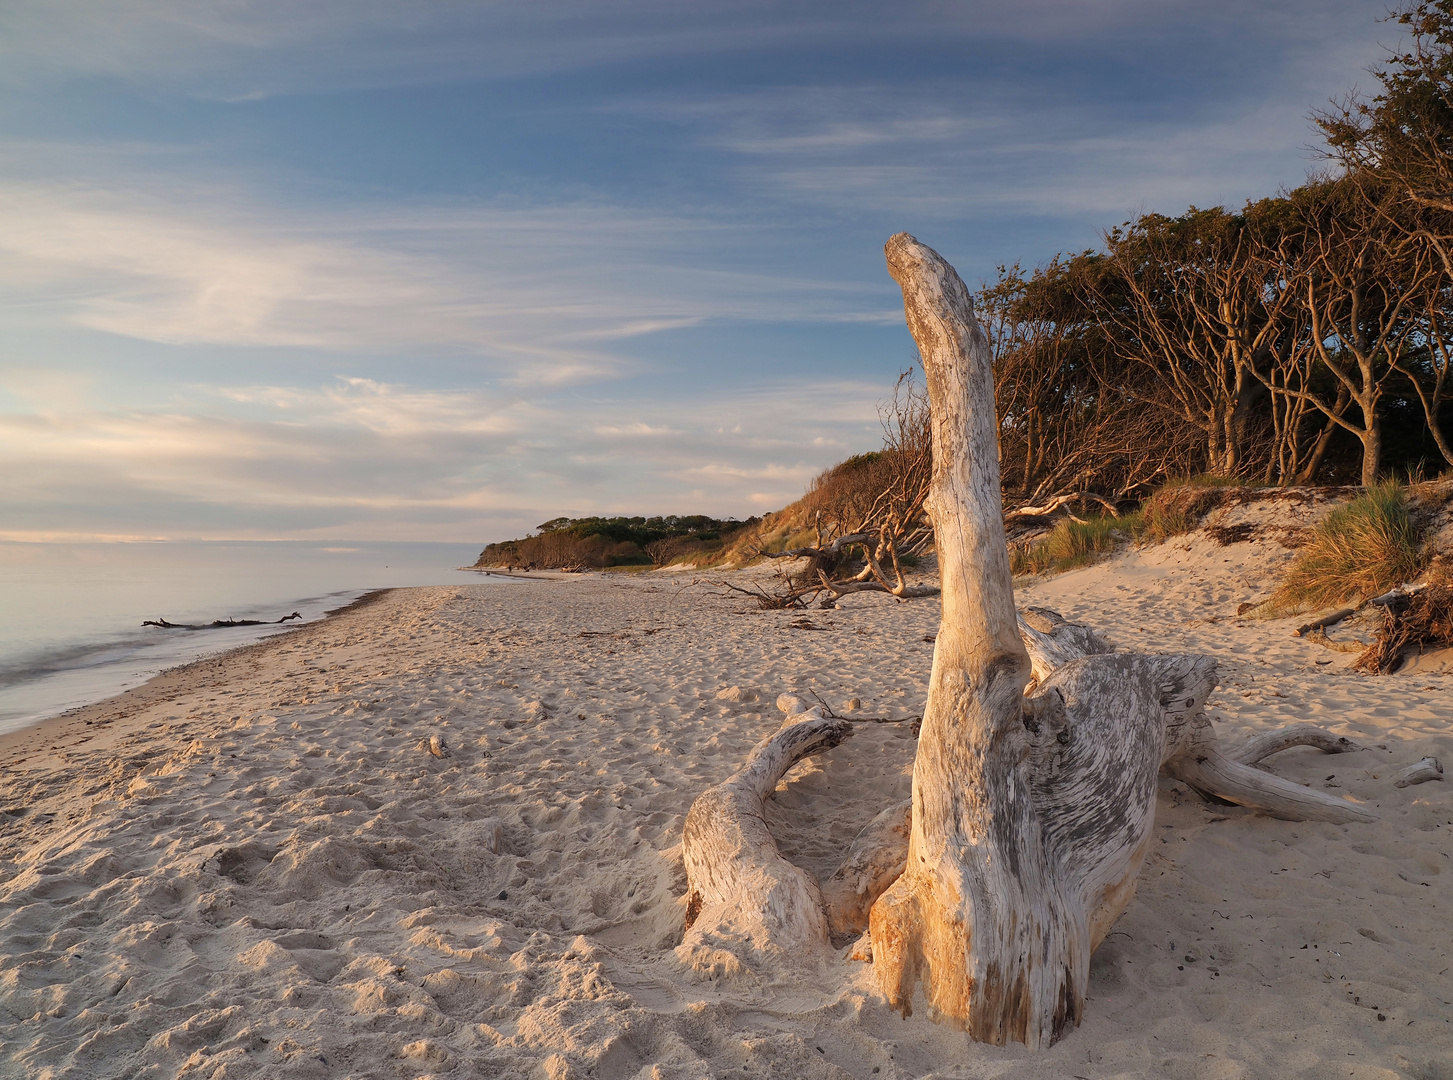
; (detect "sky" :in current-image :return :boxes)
[0,0,1402,543]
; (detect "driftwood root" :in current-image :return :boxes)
[677,699,852,965]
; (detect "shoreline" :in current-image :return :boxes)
[0,586,397,764]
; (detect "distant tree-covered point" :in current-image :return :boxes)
[475,515,759,570]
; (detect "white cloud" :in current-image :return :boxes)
[0,374,888,540]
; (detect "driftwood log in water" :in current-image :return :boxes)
[143,612,303,630]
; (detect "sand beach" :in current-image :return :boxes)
[1,526,1450,1080]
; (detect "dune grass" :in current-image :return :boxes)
[1011,514,1127,576]
[1267,481,1425,614]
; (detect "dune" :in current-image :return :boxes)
[0,520,1449,1079]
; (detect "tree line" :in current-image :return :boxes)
[979,2,1453,503]
[475,514,756,569]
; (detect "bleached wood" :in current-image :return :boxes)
[870,233,1190,1047]
[1015,633,1375,824]
[677,700,853,960]
[1394,756,1444,787]
[678,233,1376,1044]
[1162,724,1375,823]
[821,799,911,942]
[1017,606,1113,685]
[817,575,941,600]
[865,234,1376,1047]
[1231,723,1364,764]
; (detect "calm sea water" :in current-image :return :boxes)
[0,540,503,735]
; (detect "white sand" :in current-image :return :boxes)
[1,530,1450,1079]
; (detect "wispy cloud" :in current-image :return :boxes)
[0,1,1275,97]
[0,174,895,383]
[0,0,1404,542]
[621,59,1383,224]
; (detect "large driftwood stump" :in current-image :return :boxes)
[674,233,1377,1046]
[865,234,1369,1047]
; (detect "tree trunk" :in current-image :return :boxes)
[1293,387,1350,484]
[870,235,1082,1045]
[1360,419,1382,487]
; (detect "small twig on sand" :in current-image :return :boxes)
[809,689,921,727]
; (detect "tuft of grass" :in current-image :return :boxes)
[1267,481,1426,614]
[1133,484,1230,543]
[1011,515,1124,577]
[1176,473,1249,488]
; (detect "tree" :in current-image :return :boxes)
[979,260,1202,508]
[1317,3,1453,468]
[1084,207,1303,477]
[1286,178,1434,485]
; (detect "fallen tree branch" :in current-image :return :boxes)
[1293,608,1356,637]
[143,612,303,630]
[1354,583,1453,674]
[759,532,874,560]
[716,578,811,610]
[1394,756,1444,787]
[1230,723,1364,765]
[804,690,921,727]
[1002,491,1122,524]
[1003,493,1078,522]
[815,570,940,603]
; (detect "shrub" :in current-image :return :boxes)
[1267,481,1425,613]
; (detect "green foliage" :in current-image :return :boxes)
[1267,481,1427,613]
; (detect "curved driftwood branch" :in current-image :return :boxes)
[1161,736,1375,823]
[1230,723,1364,764]
[677,700,852,962]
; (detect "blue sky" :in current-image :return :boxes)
[0,0,1396,542]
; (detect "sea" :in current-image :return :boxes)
[0,540,507,737]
